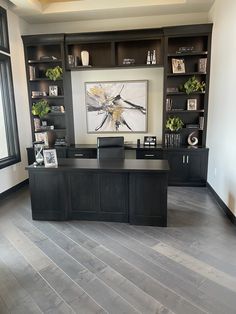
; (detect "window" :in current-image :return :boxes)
[0,7,20,169]
[0,6,9,53]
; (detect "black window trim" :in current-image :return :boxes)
[0,53,21,169]
[0,6,10,53]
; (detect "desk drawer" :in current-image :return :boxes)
[67,149,97,159]
[136,149,163,159]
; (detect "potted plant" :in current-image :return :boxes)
[165,116,184,146]
[166,116,184,131]
[45,66,63,81]
[32,99,50,119]
[180,76,205,95]
[32,99,50,132]
[32,99,56,147]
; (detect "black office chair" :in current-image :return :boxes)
[97,137,125,159]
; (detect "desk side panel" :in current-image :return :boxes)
[129,173,168,226]
[29,171,67,220]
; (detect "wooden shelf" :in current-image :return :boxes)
[167,72,206,77]
[166,110,204,113]
[29,78,63,82]
[167,51,208,57]
[28,59,62,64]
[31,95,64,99]
[166,91,205,96]
[48,112,66,116]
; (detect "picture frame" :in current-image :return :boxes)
[35,132,49,146]
[49,85,58,96]
[43,149,58,167]
[172,58,185,74]
[198,58,207,73]
[187,99,197,110]
[85,80,148,133]
[144,136,156,146]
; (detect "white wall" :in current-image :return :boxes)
[207,0,236,216]
[72,68,163,144]
[0,0,32,194]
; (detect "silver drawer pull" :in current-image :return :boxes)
[74,153,84,157]
[183,155,185,163]
[186,155,189,164]
[145,154,155,157]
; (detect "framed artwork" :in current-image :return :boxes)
[85,80,148,133]
[49,85,58,96]
[187,99,197,110]
[172,58,185,73]
[43,149,58,167]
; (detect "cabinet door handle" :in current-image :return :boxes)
[145,154,155,157]
[74,153,84,157]
[186,155,189,164]
[183,155,185,164]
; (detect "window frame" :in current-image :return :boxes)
[0,6,10,53]
[0,53,21,169]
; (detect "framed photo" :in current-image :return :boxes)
[49,85,58,96]
[187,99,197,110]
[144,136,156,146]
[172,58,185,73]
[43,149,58,167]
[198,58,207,73]
[35,132,48,146]
[85,80,148,133]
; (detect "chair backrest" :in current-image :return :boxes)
[97,137,125,159]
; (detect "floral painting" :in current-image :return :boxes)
[85,80,148,133]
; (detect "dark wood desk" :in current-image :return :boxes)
[26,159,169,226]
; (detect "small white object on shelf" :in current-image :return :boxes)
[146,51,151,65]
[188,132,198,146]
[81,50,89,66]
[152,50,156,64]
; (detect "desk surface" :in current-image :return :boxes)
[27,158,169,173]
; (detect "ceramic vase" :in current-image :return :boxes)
[81,50,89,66]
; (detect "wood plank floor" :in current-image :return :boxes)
[0,186,236,314]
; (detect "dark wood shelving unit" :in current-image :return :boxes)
[65,29,164,70]
[22,34,74,145]
[23,24,212,186]
[161,24,212,185]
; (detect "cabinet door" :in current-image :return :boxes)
[163,151,187,184]
[187,151,208,184]
[163,149,208,186]
[29,171,67,220]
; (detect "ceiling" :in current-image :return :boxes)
[8,0,215,24]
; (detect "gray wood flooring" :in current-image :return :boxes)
[0,186,236,314]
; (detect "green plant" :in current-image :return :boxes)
[166,116,184,132]
[45,66,63,81]
[180,76,205,95]
[32,99,50,118]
